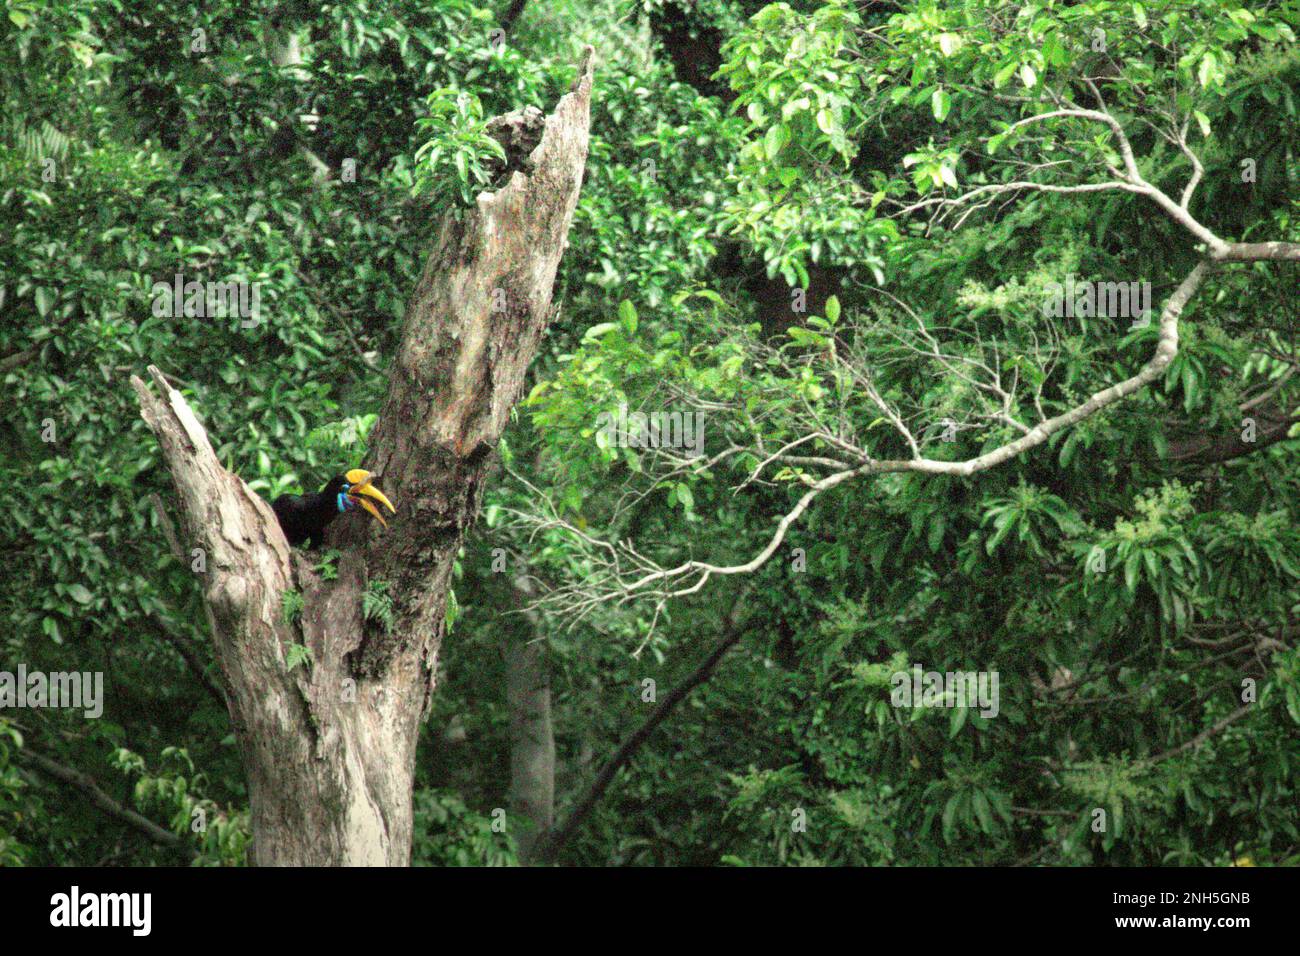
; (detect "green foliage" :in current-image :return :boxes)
[980,483,1085,559]
[6,0,1299,870]
[715,1,895,284]
[363,579,395,632]
[285,643,313,673]
[411,89,508,206]
[305,414,378,469]
[0,721,31,866]
[717,2,864,169]
[444,587,460,633]
[314,548,343,582]
[281,590,305,627]
[411,789,517,866]
[111,747,250,866]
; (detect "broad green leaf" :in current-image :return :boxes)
[931,89,951,122]
[825,295,841,323]
[764,123,790,160]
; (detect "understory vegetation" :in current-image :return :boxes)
[3,0,1298,866]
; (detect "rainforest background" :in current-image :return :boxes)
[3,0,1299,866]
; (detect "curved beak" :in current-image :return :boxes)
[344,469,397,529]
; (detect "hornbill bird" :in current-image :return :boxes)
[271,469,396,548]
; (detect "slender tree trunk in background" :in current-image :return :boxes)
[506,577,554,862]
[501,0,530,30]
[132,50,593,865]
[535,597,751,863]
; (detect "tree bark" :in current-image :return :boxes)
[506,577,554,862]
[501,0,530,30]
[131,49,593,866]
[1167,398,1298,465]
[505,639,554,860]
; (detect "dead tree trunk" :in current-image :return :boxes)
[131,50,593,866]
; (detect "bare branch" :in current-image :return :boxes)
[534,595,753,862]
[519,104,1298,628]
[19,749,196,860]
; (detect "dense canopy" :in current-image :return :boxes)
[3,0,1299,867]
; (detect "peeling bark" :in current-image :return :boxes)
[131,49,593,865]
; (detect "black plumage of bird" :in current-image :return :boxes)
[271,469,396,548]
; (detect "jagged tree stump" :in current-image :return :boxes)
[132,50,593,865]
